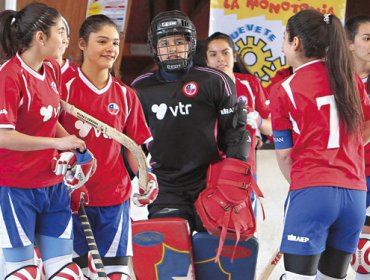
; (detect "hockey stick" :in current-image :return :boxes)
[258,249,283,280]
[60,100,148,191]
[78,196,108,279]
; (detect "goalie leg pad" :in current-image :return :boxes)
[132,218,195,279]
[49,262,83,279]
[5,265,41,280]
[192,232,258,280]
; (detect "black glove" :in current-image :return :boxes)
[232,99,248,128]
[225,128,251,162]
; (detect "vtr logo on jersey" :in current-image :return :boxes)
[182,82,199,97]
[108,103,119,115]
[0,109,8,115]
[40,104,60,122]
[151,102,192,120]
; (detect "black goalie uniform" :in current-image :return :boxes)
[132,65,237,231]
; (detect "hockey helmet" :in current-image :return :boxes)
[148,10,196,72]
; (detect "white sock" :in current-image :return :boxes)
[104,265,130,275]
[5,259,34,275]
[285,271,316,280]
[355,272,370,280]
[43,254,71,278]
[316,270,345,280]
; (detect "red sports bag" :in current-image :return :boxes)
[195,158,264,261]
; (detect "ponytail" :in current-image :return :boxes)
[286,10,362,134]
[0,10,19,61]
[326,14,362,134]
[0,3,60,61]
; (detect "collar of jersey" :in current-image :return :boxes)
[16,52,46,81]
[159,60,193,82]
[78,67,112,95]
[294,59,323,73]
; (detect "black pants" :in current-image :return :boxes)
[148,187,206,233]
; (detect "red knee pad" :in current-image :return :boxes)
[5,265,41,280]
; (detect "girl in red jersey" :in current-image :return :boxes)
[0,3,89,278]
[205,32,272,177]
[345,15,370,280]
[59,14,155,279]
[56,16,78,82]
[270,10,370,280]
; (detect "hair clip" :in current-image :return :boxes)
[323,14,331,25]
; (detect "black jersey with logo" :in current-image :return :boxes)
[132,66,236,192]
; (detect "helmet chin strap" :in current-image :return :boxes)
[160,58,189,72]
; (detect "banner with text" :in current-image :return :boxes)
[209,0,347,86]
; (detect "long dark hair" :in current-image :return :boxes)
[345,15,370,42]
[79,14,119,64]
[0,2,60,61]
[205,32,252,75]
[287,9,362,133]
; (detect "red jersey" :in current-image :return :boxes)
[235,73,270,174]
[60,68,151,206]
[0,54,63,188]
[271,60,370,191]
[61,59,78,83]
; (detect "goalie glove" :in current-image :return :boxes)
[132,172,158,207]
[70,185,89,214]
[64,149,97,192]
[51,151,76,175]
[247,110,263,130]
[225,128,251,162]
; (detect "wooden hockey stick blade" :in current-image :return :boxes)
[61,100,149,192]
[258,249,283,280]
[79,197,108,279]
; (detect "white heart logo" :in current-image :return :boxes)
[151,103,167,120]
[40,105,53,122]
[75,120,92,138]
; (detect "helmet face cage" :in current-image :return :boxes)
[148,10,197,72]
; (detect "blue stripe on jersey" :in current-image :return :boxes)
[273,129,293,149]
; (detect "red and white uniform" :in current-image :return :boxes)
[60,68,151,206]
[271,60,370,191]
[235,73,270,174]
[61,59,78,83]
[0,53,63,188]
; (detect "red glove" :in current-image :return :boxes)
[51,152,76,175]
[64,149,97,192]
[70,185,89,213]
[132,172,158,207]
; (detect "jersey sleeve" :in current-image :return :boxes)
[252,76,270,118]
[270,82,292,131]
[214,72,237,135]
[0,65,21,129]
[124,87,152,145]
